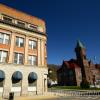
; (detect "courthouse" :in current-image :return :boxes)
[0,4,47,97]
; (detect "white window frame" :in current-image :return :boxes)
[14,53,23,64]
[29,40,37,49]
[28,55,37,65]
[0,51,7,63]
[0,32,9,44]
[16,37,24,47]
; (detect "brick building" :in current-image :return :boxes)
[0,4,48,97]
[57,40,100,86]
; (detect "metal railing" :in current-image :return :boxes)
[48,89,100,97]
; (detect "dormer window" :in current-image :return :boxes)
[3,16,12,23]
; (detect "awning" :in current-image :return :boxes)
[0,70,5,81]
[12,71,22,80]
[28,72,38,81]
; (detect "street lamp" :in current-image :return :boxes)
[47,69,52,87]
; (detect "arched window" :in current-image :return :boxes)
[28,72,37,86]
[0,70,5,87]
[12,71,22,87]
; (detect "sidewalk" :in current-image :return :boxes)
[12,95,100,100]
[2,94,100,100]
[14,95,59,100]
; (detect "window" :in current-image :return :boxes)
[3,16,12,23]
[28,55,37,65]
[29,40,37,49]
[0,51,7,63]
[0,33,3,43]
[12,71,22,87]
[0,33,9,44]
[17,21,25,27]
[29,24,37,30]
[0,70,5,87]
[14,53,23,64]
[16,37,24,47]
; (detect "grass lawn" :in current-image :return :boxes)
[50,86,100,90]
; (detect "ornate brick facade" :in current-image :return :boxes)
[57,40,100,86]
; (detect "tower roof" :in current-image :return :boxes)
[76,40,85,48]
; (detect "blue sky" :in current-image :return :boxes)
[0,0,100,64]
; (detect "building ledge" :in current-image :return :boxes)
[0,19,47,37]
[0,63,48,68]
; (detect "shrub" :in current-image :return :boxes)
[80,80,90,89]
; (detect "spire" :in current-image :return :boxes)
[76,40,85,48]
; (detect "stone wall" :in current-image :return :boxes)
[0,64,48,98]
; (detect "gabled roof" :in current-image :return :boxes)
[57,59,80,73]
[63,59,80,69]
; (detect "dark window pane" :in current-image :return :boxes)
[17,21,25,27]
[33,41,37,49]
[0,51,2,62]
[5,34,9,44]
[19,54,23,64]
[0,33,4,44]
[28,80,37,86]
[20,42,24,47]
[14,53,18,64]
[16,37,24,47]
[16,37,19,47]
[3,16,12,23]
[0,81,3,87]
[29,40,37,49]
[2,51,7,63]
[33,56,37,65]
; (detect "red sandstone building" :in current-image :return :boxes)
[57,40,100,87]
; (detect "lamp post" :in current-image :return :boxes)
[47,69,52,87]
